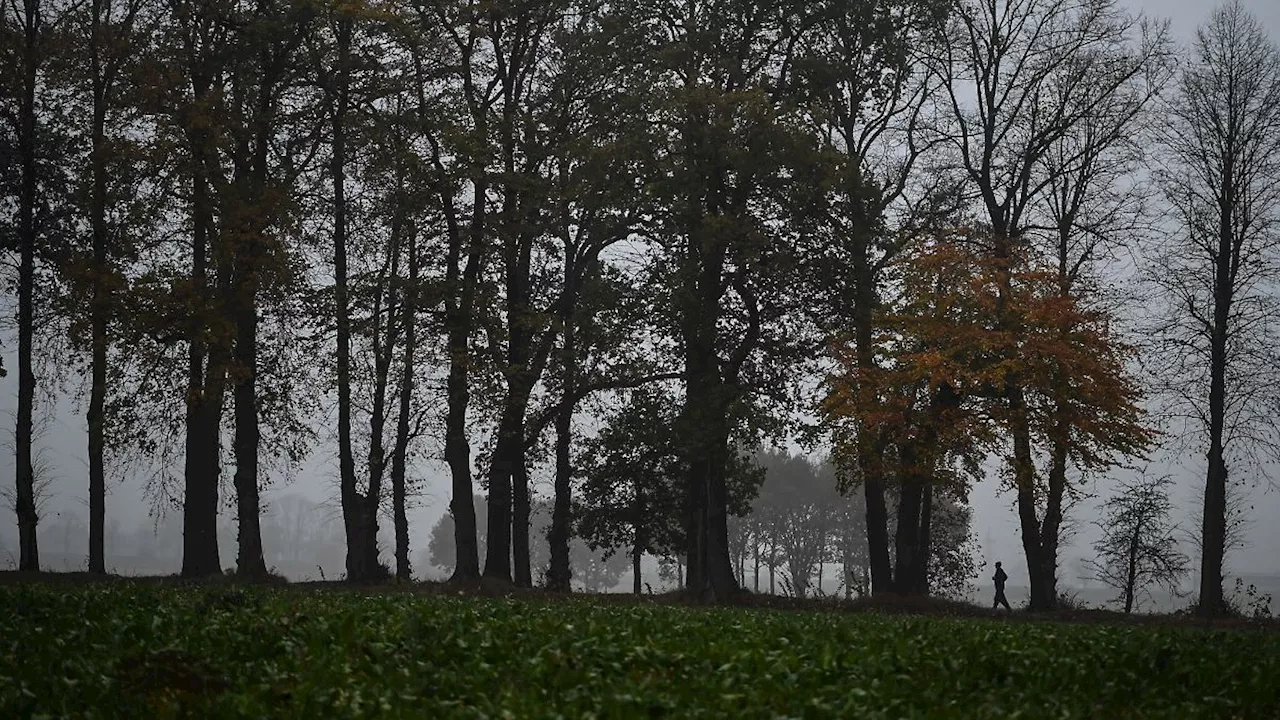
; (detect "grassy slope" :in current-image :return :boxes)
[2,583,1278,718]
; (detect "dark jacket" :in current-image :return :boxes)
[993,568,1008,589]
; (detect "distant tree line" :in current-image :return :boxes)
[3,0,1278,617]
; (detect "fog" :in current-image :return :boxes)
[2,0,1278,610]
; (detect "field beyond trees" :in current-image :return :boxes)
[3,582,1278,718]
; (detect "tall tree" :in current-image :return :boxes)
[798,0,946,598]
[78,0,148,575]
[478,0,563,584]
[640,0,817,601]
[1148,0,1280,617]
[827,232,1153,598]
[408,0,503,582]
[218,0,314,576]
[2,0,58,571]
[932,0,1167,609]
[147,0,234,578]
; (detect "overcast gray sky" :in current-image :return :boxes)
[2,0,1279,585]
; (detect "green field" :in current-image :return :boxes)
[2,584,1278,718]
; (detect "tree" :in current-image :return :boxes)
[576,388,763,594]
[924,492,979,599]
[930,0,1168,609]
[145,0,233,578]
[408,0,495,583]
[522,4,665,593]
[2,0,61,573]
[636,0,822,601]
[750,450,836,599]
[70,0,147,575]
[1087,473,1189,613]
[796,0,948,598]
[575,389,685,595]
[217,0,316,577]
[828,232,1154,598]
[1147,0,1280,617]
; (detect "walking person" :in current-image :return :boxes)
[992,561,1012,611]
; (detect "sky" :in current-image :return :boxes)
[2,0,1279,586]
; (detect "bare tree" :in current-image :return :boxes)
[1086,473,1188,614]
[1146,0,1280,616]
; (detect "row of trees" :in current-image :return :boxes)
[3,0,1278,615]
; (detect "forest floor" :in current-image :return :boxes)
[3,573,1280,717]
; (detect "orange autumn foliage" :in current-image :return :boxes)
[824,231,1154,488]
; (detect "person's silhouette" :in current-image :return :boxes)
[992,561,1011,611]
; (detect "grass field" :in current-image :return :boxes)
[2,582,1278,718]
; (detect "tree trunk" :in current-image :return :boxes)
[769,546,775,594]
[680,298,737,600]
[546,331,575,592]
[232,286,266,577]
[753,534,760,592]
[633,542,642,595]
[390,221,418,583]
[229,55,275,578]
[894,474,923,595]
[14,0,42,573]
[916,481,933,596]
[511,442,531,587]
[1199,185,1233,616]
[358,229,401,580]
[852,244,892,595]
[329,15,369,584]
[87,0,109,574]
[441,179,485,581]
[444,318,480,580]
[231,248,266,577]
[843,544,852,600]
[816,543,824,596]
[483,412,518,582]
[1012,388,1052,609]
[1124,519,1141,614]
[180,103,224,577]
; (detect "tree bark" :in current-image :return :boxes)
[511,440,531,586]
[444,319,480,580]
[483,413,517,582]
[180,69,224,577]
[228,27,280,578]
[753,533,760,593]
[1199,158,1234,616]
[852,253,893,595]
[546,326,576,592]
[231,283,266,577]
[1011,386,1050,609]
[893,470,924,595]
[633,544,643,595]
[87,0,110,574]
[440,172,485,582]
[390,221,418,582]
[328,15,371,584]
[231,236,266,578]
[916,481,933,596]
[14,0,42,572]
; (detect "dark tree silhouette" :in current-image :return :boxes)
[1087,474,1189,614]
[1147,0,1280,617]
